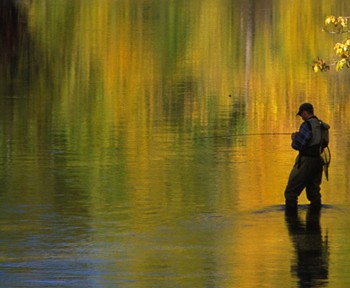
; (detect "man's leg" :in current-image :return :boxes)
[306,158,323,207]
[284,156,307,208]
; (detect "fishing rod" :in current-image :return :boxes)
[196,132,292,139]
[232,132,291,137]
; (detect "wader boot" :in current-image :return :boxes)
[285,199,298,211]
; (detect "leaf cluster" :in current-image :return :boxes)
[312,58,330,72]
[323,16,348,33]
[313,16,350,72]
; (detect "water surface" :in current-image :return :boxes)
[1,0,350,287]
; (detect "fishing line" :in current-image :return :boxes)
[195,132,291,139]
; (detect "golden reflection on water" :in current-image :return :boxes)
[1,0,350,287]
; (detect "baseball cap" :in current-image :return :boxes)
[296,103,313,116]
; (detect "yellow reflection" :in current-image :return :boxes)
[3,1,350,286]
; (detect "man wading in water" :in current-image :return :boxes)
[284,103,330,211]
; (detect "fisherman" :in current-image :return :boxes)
[284,103,330,210]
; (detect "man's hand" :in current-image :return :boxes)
[291,131,299,140]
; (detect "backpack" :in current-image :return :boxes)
[320,120,330,149]
[319,120,330,181]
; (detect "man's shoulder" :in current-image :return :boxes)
[306,116,319,123]
[301,120,312,131]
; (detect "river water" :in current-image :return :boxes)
[1,0,350,287]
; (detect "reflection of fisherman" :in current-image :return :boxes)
[285,208,329,287]
[284,103,330,210]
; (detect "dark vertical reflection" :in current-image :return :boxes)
[285,208,329,287]
[0,0,22,67]
[0,0,30,83]
[0,0,30,190]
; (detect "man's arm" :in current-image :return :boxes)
[291,122,312,151]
